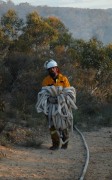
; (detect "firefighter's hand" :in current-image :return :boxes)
[48,96,58,104]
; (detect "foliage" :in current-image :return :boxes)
[0,9,112,135]
[1,9,23,40]
[0,135,9,146]
[0,2,112,45]
[45,16,72,49]
[17,12,57,52]
[0,28,9,50]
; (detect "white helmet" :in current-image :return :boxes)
[44,59,58,69]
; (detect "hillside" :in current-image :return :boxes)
[0,1,112,44]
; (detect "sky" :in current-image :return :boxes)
[4,0,112,9]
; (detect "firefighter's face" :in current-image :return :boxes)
[48,66,58,78]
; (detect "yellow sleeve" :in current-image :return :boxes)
[63,76,70,87]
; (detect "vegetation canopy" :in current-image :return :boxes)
[0,9,112,146]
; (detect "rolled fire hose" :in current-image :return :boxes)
[36,86,78,146]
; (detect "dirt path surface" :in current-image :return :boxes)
[83,127,112,180]
[0,127,112,180]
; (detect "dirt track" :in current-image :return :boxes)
[0,127,112,180]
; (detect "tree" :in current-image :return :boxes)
[80,38,104,69]
[45,16,72,49]
[0,28,9,50]
[105,44,112,71]
[19,11,57,52]
[1,9,23,40]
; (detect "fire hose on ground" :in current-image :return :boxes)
[74,126,90,180]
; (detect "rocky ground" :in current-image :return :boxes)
[0,127,112,180]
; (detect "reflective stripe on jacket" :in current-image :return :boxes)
[42,73,70,87]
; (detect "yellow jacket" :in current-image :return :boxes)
[42,73,70,87]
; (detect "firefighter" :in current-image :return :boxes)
[42,59,70,150]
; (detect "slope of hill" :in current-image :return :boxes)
[0,1,112,44]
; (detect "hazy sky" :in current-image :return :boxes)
[4,0,112,9]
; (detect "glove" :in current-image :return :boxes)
[48,96,58,104]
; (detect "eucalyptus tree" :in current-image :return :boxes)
[45,16,72,49]
[1,9,23,40]
[19,11,57,52]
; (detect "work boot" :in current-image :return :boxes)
[49,145,59,150]
[61,142,68,149]
[49,140,59,150]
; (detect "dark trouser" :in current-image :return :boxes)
[50,126,69,148]
[61,129,69,148]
